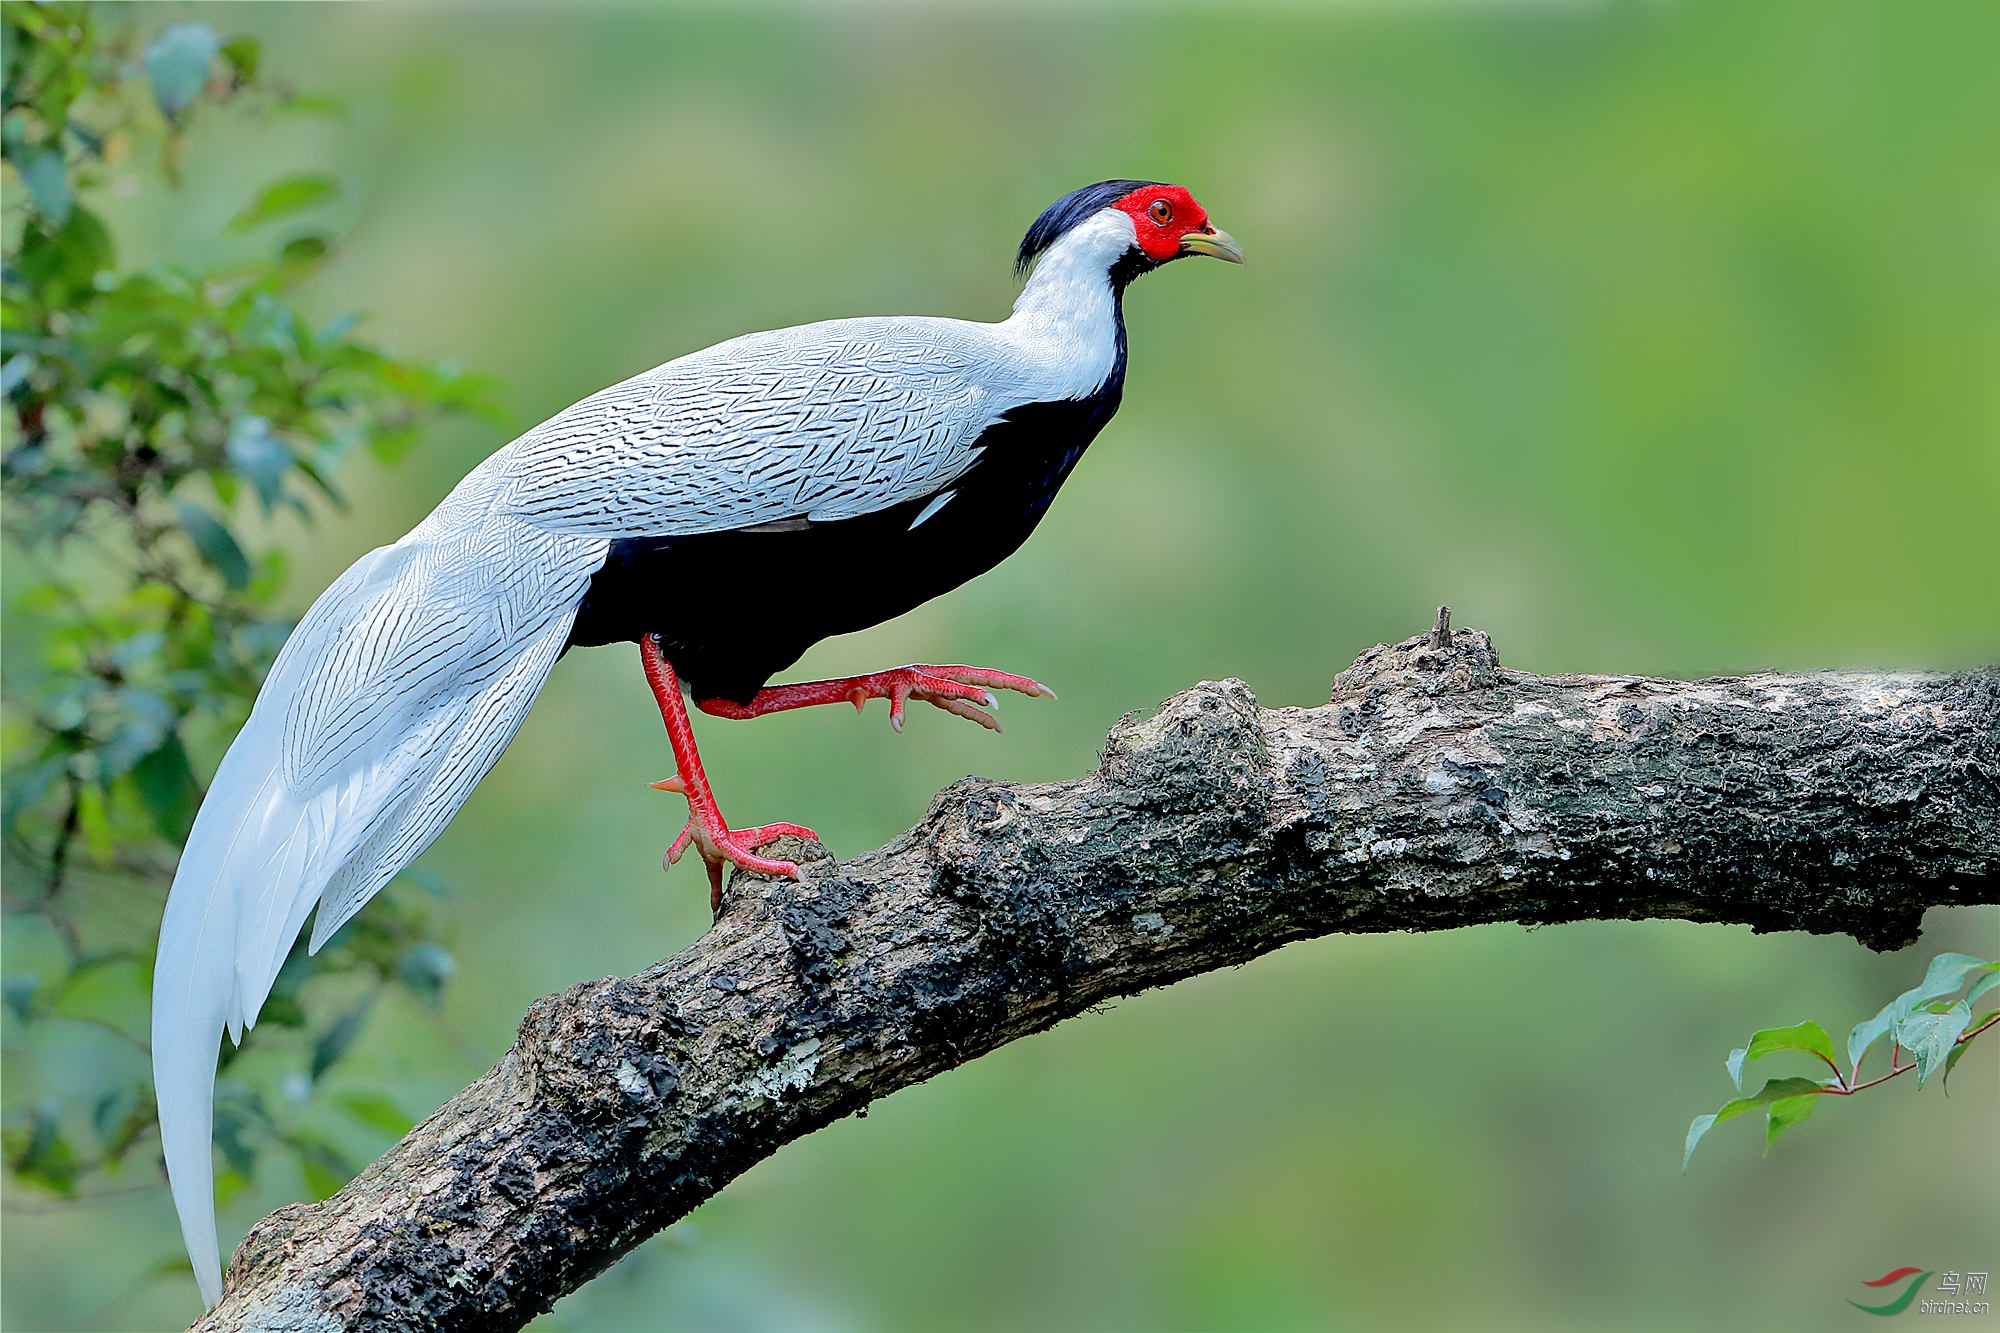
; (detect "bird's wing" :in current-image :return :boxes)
[151,488,603,1309]
[496,317,1039,537]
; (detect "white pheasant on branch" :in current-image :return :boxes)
[151,180,1242,1308]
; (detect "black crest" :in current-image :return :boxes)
[1016,179,1162,278]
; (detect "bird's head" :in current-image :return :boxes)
[1015,180,1244,290]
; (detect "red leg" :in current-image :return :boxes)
[697,665,1057,734]
[639,636,815,913]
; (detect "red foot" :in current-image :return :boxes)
[640,638,817,915]
[698,665,1057,734]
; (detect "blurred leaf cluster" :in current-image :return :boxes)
[2,3,490,1220]
[1684,953,1998,1168]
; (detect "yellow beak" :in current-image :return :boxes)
[1179,226,1245,264]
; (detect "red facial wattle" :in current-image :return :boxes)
[1111,184,1210,262]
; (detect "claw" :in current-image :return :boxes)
[701,858,725,915]
[663,810,811,914]
[642,635,817,917]
[931,695,1001,732]
[736,821,818,846]
[693,662,1057,736]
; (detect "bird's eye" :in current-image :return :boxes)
[1149,199,1174,225]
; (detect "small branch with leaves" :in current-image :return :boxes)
[1683,953,1999,1168]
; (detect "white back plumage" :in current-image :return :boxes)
[152,209,1137,1308]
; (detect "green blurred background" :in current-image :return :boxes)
[6,1,1997,1328]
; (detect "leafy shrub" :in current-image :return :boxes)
[2,1,494,1234]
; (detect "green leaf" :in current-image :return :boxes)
[287,1131,354,1201]
[226,174,339,233]
[1966,968,2000,1008]
[91,1085,139,1138]
[1847,1004,1898,1075]
[1683,1077,1826,1170]
[109,630,166,670]
[318,310,362,344]
[14,204,115,304]
[74,783,111,861]
[129,735,197,840]
[144,22,220,120]
[1763,1092,1817,1152]
[15,144,72,226]
[272,233,331,287]
[225,414,292,509]
[278,91,349,120]
[213,1084,273,1179]
[1942,1034,1976,1090]
[1683,1114,1717,1171]
[100,689,176,778]
[174,501,252,589]
[258,992,306,1029]
[3,753,72,834]
[1847,953,1996,1073]
[213,1166,250,1209]
[45,954,147,1035]
[337,1091,413,1137]
[219,35,260,83]
[0,353,33,397]
[394,943,456,1007]
[1914,954,1995,1001]
[1744,1020,1838,1073]
[91,1085,151,1167]
[1725,1047,1747,1091]
[1895,1000,1971,1087]
[368,422,422,464]
[9,1099,78,1194]
[3,975,38,1021]
[1712,1077,1830,1125]
[310,995,375,1081]
[300,1157,344,1201]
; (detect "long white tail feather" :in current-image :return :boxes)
[151,491,602,1308]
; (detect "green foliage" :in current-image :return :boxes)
[1,1,495,1232]
[225,173,340,234]
[1684,953,1999,1169]
[1844,953,1995,1084]
[1740,1020,1839,1079]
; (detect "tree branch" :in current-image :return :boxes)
[198,626,1999,1331]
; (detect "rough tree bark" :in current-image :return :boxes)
[199,622,1998,1332]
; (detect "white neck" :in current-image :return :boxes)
[999,209,1134,397]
